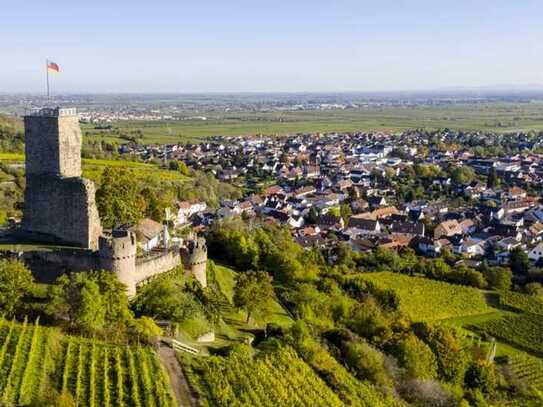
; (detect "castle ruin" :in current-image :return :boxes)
[181,236,208,287]
[17,107,207,296]
[22,108,102,249]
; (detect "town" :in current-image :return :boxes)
[109,128,543,271]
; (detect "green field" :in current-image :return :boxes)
[182,346,343,407]
[499,290,543,316]
[509,353,543,389]
[80,102,543,144]
[358,272,494,322]
[0,317,175,406]
[471,313,543,357]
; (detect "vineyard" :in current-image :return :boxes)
[509,354,543,389]
[358,272,493,321]
[499,291,543,315]
[473,313,543,357]
[0,318,176,406]
[185,345,344,407]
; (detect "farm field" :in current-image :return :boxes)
[499,290,543,315]
[509,353,543,389]
[358,272,494,321]
[471,313,543,357]
[0,317,176,406]
[181,345,343,407]
[80,102,543,144]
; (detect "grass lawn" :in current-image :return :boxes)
[178,263,294,353]
[213,262,292,328]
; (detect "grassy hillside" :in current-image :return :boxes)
[359,272,494,321]
[0,317,176,406]
[0,114,22,133]
[0,153,189,184]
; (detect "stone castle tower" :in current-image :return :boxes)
[22,108,102,249]
[19,107,207,296]
[98,230,138,295]
[181,236,208,288]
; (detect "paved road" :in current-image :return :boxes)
[158,342,199,407]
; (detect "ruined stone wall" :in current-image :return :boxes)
[22,249,100,283]
[23,176,102,249]
[135,251,182,286]
[22,109,102,249]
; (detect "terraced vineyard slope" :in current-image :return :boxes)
[0,318,176,406]
[183,346,344,407]
[358,272,493,321]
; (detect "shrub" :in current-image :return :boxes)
[343,340,393,387]
[394,334,438,380]
[464,360,498,395]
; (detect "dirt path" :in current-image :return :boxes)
[158,342,199,407]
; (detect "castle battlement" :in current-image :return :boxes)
[19,106,207,296]
[27,107,77,117]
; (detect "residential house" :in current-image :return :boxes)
[129,218,165,252]
[434,220,463,239]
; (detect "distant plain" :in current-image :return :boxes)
[80,102,543,144]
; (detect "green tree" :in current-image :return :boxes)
[340,204,352,223]
[344,340,393,387]
[509,247,529,276]
[464,360,498,395]
[233,271,274,323]
[481,265,512,291]
[451,166,475,185]
[415,323,469,384]
[395,334,438,380]
[168,160,179,171]
[48,271,132,336]
[307,207,318,224]
[141,187,168,222]
[524,282,543,297]
[327,207,341,217]
[178,161,190,176]
[487,167,498,189]
[0,260,33,317]
[132,316,163,345]
[96,167,145,228]
[132,271,206,324]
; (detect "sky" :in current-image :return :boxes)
[2,0,542,93]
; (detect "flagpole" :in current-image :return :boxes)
[46,59,50,99]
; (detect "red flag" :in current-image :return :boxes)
[47,61,60,72]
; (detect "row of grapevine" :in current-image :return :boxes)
[509,354,543,388]
[499,291,543,316]
[474,313,543,357]
[0,317,176,406]
[358,272,492,321]
[58,338,176,407]
[191,345,344,407]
